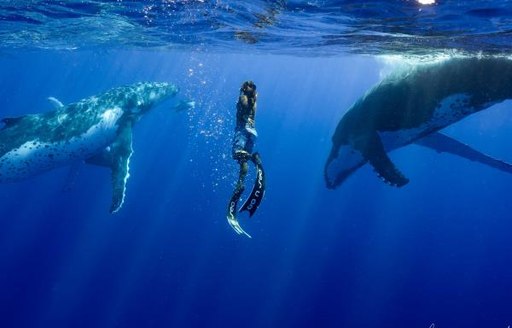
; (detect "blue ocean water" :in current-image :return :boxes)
[1,1,512,328]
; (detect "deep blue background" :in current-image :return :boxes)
[1,51,512,328]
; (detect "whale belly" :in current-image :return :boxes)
[0,107,122,182]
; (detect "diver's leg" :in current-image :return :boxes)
[238,152,266,217]
[236,160,248,188]
[251,152,262,166]
[227,130,253,237]
[230,160,247,204]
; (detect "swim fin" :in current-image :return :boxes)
[226,179,252,238]
[239,153,266,217]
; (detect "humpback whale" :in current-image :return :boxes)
[325,57,512,188]
[0,82,178,212]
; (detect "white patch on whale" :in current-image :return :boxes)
[0,107,123,182]
[378,93,477,151]
[111,146,132,214]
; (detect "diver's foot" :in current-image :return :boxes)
[227,213,252,238]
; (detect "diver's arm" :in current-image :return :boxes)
[239,95,249,107]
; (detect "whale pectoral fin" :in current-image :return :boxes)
[47,97,64,109]
[415,132,512,174]
[109,123,134,214]
[356,132,409,187]
[83,124,133,213]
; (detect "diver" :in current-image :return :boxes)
[226,81,266,238]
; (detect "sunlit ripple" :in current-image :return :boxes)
[0,1,511,56]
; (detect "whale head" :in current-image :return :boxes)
[130,81,179,113]
[105,82,179,116]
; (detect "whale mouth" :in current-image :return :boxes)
[324,145,366,189]
[324,157,341,189]
[324,158,364,189]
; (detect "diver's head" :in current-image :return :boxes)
[240,81,257,98]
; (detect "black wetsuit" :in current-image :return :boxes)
[232,84,257,160]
